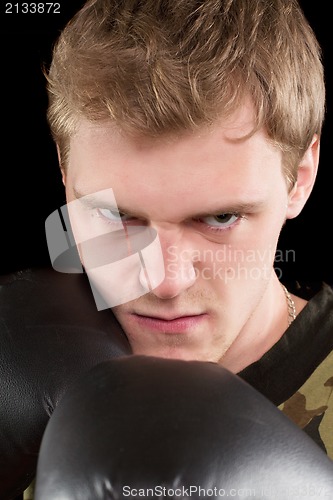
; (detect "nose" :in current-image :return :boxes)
[141,231,197,300]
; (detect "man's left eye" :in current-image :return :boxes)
[200,213,239,228]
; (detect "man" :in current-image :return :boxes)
[45,0,332,456]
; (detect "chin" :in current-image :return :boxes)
[131,345,217,363]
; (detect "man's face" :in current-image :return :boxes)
[64,103,292,363]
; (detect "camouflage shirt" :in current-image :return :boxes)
[239,282,333,458]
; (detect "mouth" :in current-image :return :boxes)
[130,312,207,334]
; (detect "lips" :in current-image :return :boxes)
[131,312,207,334]
[133,310,205,321]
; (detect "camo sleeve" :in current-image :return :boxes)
[279,350,333,459]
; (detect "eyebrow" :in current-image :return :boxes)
[73,188,265,218]
[195,201,266,216]
[73,188,137,216]
[74,189,106,202]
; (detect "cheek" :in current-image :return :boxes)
[243,206,287,252]
[196,215,286,286]
[64,176,76,203]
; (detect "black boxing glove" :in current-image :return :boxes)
[0,267,131,500]
[35,356,333,500]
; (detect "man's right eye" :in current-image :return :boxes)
[97,208,134,225]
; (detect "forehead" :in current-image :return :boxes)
[67,104,284,217]
[70,99,258,155]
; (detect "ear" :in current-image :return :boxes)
[56,144,66,186]
[286,135,320,219]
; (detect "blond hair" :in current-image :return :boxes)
[46,0,325,183]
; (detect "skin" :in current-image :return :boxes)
[62,102,319,373]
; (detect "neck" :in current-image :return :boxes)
[220,275,304,374]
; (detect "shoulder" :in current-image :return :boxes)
[288,280,333,302]
[279,350,333,459]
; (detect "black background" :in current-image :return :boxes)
[0,1,331,284]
